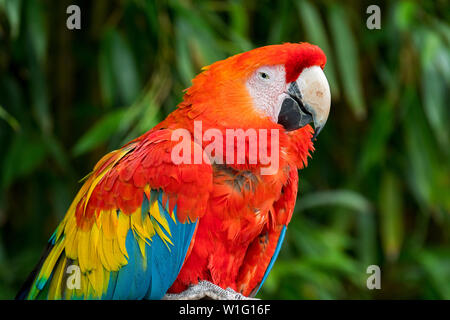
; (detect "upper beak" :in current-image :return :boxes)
[277,66,331,140]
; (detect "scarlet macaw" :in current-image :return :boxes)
[17,42,331,300]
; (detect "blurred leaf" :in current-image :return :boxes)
[227,1,253,52]
[379,172,404,261]
[72,109,126,156]
[0,76,27,127]
[431,18,450,46]
[170,0,225,65]
[358,100,395,175]
[229,0,248,37]
[297,189,373,213]
[357,210,377,267]
[23,0,51,134]
[2,133,47,188]
[296,0,340,98]
[417,29,449,150]
[99,43,115,107]
[130,99,160,138]
[267,0,290,44]
[43,134,73,175]
[119,85,162,142]
[1,0,22,38]
[414,249,450,299]
[29,63,52,134]
[0,105,20,131]
[101,30,141,105]
[28,64,51,134]
[394,1,417,31]
[328,5,366,118]
[174,18,196,86]
[403,89,448,213]
[25,0,47,64]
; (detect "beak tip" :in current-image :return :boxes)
[311,126,323,141]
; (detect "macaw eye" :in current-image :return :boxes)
[259,72,270,80]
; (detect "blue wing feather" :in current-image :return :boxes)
[254,225,287,295]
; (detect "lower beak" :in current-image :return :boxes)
[277,66,331,140]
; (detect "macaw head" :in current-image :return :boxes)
[182,42,331,140]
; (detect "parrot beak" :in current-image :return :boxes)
[277,66,331,140]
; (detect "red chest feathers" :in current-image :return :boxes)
[169,162,296,293]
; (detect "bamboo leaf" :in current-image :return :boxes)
[296,189,373,214]
[25,0,47,64]
[296,0,340,98]
[418,30,449,150]
[2,133,47,188]
[229,0,248,37]
[379,172,404,261]
[328,5,366,118]
[414,250,450,299]
[72,109,127,156]
[101,30,141,106]
[99,43,115,107]
[0,105,20,131]
[358,100,395,175]
[1,0,22,38]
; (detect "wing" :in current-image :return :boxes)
[236,166,298,297]
[17,129,212,300]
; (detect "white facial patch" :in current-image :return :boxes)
[246,65,288,122]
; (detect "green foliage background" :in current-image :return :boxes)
[0,0,448,299]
